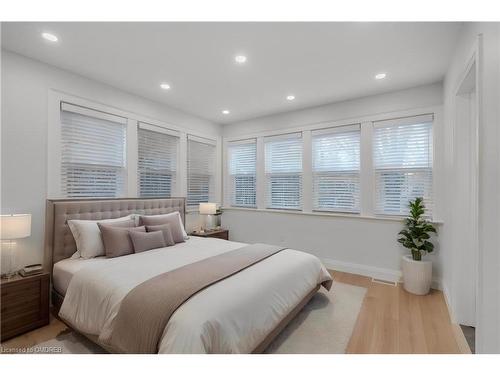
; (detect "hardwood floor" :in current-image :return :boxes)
[1,271,468,354]
[1,314,68,352]
[334,271,466,354]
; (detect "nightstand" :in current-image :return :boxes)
[1,272,50,342]
[190,228,229,240]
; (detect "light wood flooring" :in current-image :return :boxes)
[1,271,469,354]
[335,271,469,354]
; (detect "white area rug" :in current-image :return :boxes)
[264,281,366,354]
[33,281,366,354]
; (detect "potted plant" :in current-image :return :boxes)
[397,197,437,295]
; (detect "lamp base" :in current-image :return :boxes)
[1,239,17,279]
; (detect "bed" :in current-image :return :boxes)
[44,198,332,354]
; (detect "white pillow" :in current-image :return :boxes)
[68,215,133,259]
[139,212,188,239]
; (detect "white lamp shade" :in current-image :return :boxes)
[0,214,32,240]
[199,203,217,215]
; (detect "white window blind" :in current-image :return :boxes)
[137,123,179,198]
[312,125,361,213]
[227,139,257,207]
[60,102,126,198]
[265,133,303,210]
[373,114,433,217]
[187,135,216,207]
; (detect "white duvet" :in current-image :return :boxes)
[59,237,332,353]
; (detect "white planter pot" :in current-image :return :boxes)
[401,255,432,295]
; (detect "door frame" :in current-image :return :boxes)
[451,35,481,340]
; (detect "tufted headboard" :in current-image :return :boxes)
[44,197,186,272]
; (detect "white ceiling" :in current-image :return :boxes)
[1,22,462,124]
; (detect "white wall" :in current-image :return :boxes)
[223,83,443,137]
[0,50,222,271]
[222,83,445,284]
[441,23,500,353]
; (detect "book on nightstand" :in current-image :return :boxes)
[19,264,43,277]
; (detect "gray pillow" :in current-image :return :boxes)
[139,214,185,243]
[146,224,175,246]
[130,230,166,253]
[98,223,145,258]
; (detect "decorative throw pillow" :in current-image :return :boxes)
[129,230,166,253]
[98,223,146,258]
[139,212,186,243]
[68,215,133,259]
[145,224,175,246]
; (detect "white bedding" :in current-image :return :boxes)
[53,257,106,295]
[58,237,332,354]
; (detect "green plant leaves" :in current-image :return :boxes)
[397,197,437,260]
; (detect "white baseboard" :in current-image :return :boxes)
[442,283,457,323]
[441,284,472,354]
[322,257,443,290]
[431,278,443,291]
[322,257,401,283]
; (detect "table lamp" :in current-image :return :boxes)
[0,214,31,279]
[199,203,217,233]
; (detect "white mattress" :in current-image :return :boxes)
[58,237,332,353]
[53,257,106,295]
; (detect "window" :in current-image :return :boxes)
[373,114,433,216]
[312,125,361,213]
[137,123,179,197]
[187,135,216,207]
[227,139,257,207]
[264,133,302,210]
[60,102,126,198]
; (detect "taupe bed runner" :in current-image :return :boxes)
[106,243,286,353]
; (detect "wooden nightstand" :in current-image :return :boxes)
[1,272,50,342]
[190,228,229,240]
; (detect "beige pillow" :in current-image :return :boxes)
[130,231,166,253]
[146,224,175,246]
[102,219,136,229]
[68,215,134,259]
[139,213,185,243]
[98,223,145,258]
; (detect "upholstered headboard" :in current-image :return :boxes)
[44,197,186,271]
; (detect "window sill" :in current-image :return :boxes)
[221,206,443,225]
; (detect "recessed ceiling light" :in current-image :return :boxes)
[41,32,58,42]
[160,83,171,90]
[286,95,295,101]
[234,55,247,64]
[222,110,230,115]
[375,73,387,80]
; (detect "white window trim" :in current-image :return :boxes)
[137,122,181,198]
[222,206,443,225]
[222,105,443,223]
[186,134,219,211]
[127,118,139,197]
[264,132,303,211]
[57,103,128,198]
[225,138,257,209]
[48,90,221,205]
[372,115,434,217]
[311,124,361,214]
